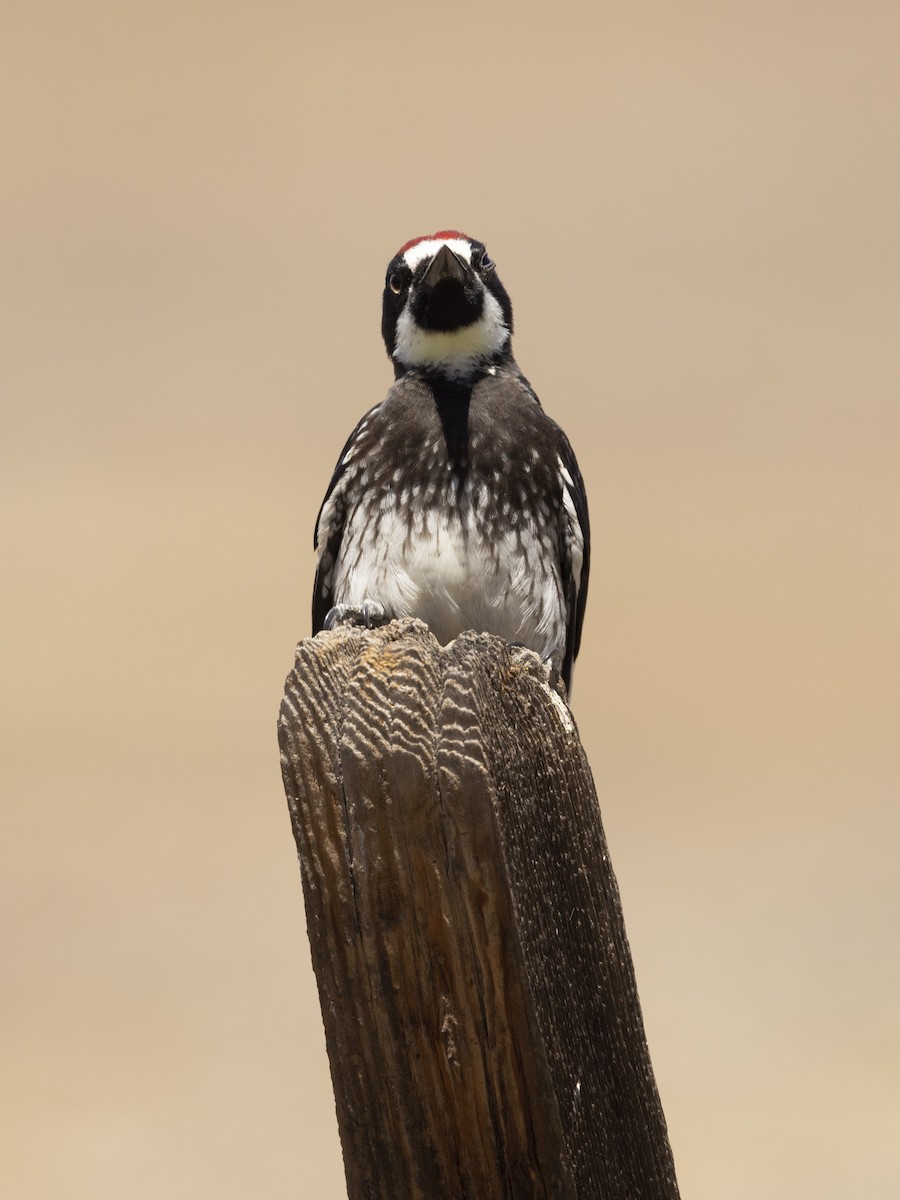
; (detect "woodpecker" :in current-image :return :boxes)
[312,231,590,692]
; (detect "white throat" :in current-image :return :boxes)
[393,290,509,379]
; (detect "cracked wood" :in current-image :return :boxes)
[278,618,679,1200]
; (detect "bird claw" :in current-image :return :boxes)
[323,600,389,631]
[507,642,566,690]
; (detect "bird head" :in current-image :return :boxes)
[381,231,513,381]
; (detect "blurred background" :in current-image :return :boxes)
[2,1,898,1196]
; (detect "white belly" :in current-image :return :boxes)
[335,502,565,664]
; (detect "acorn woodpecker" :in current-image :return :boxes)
[312,231,590,692]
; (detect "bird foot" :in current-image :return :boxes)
[323,600,390,631]
[507,642,567,693]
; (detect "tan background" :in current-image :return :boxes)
[2,1,898,1196]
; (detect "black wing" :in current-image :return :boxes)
[311,404,381,634]
[557,431,590,693]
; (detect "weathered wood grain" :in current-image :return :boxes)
[278,618,679,1199]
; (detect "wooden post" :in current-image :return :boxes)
[278,618,680,1199]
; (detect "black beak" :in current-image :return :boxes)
[422,244,468,288]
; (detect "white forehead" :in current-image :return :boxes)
[401,237,473,270]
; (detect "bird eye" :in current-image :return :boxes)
[480,250,495,271]
[389,272,404,294]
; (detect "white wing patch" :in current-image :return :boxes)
[315,484,344,552]
[337,405,381,467]
[558,454,584,594]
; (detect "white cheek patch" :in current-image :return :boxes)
[402,237,473,271]
[394,290,509,377]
